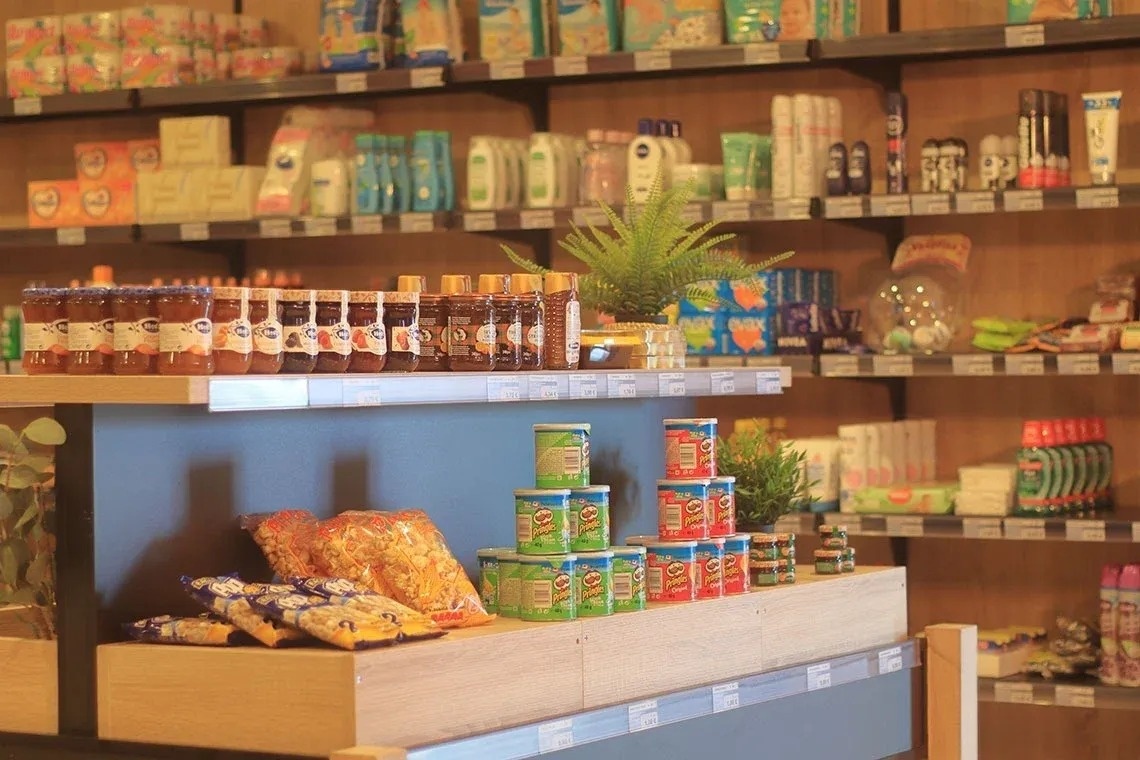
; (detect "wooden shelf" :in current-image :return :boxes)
[96,566,906,757]
[0,636,57,736]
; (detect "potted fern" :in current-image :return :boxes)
[718,424,816,532]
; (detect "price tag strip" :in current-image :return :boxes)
[56,227,87,246]
[399,213,434,233]
[869,195,911,217]
[528,375,561,401]
[350,215,383,236]
[1004,354,1044,376]
[712,200,751,222]
[1076,187,1119,210]
[1005,23,1045,48]
[807,663,832,691]
[1065,520,1106,542]
[956,190,997,214]
[820,355,860,377]
[909,193,950,216]
[658,372,686,397]
[303,217,337,237]
[538,718,574,753]
[520,209,556,229]
[1002,189,1043,212]
[878,646,904,675]
[885,516,924,537]
[259,218,292,238]
[553,55,588,77]
[1053,685,1096,709]
[179,222,210,241]
[463,212,496,232]
[824,196,864,219]
[1112,354,1140,375]
[1004,518,1046,540]
[489,60,526,80]
[952,354,994,376]
[711,682,740,712]
[710,370,735,395]
[607,373,637,399]
[627,700,659,732]
[487,376,522,402]
[872,355,914,377]
[569,373,599,399]
[633,50,671,71]
[572,206,609,227]
[962,518,1003,539]
[1057,353,1100,376]
[993,681,1035,704]
[756,369,783,395]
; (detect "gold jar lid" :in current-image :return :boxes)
[440,274,472,295]
[477,274,510,294]
[509,273,544,294]
[544,272,578,294]
[397,275,427,293]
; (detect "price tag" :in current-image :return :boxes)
[962,518,1003,539]
[824,196,864,219]
[1057,353,1100,376]
[569,373,599,399]
[820,355,860,377]
[1065,520,1106,542]
[1005,518,1046,540]
[303,217,337,237]
[538,719,574,753]
[572,206,609,227]
[178,222,209,241]
[1005,354,1044,376]
[1002,189,1042,212]
[909,193,950,216]
[711,370,735,395]
[873,355,914,377]
[350,215,383,236]
[743,43,781,65]
[259,218,292,238]
[679,203,705,225]
[712,200,751,222]
[1005,23,1045,47]
[634,50,671,71]
[463,212,497,232]
[772,198,812,220]
[528,375,561,401]
[878,646,904,674]
[1054,685,1096,709]
[756,369,782,395]
[553,56,588,77]
[869,195,911,217]
[807,663,832,691]
[886,516,924,537]
[56,227,86,246]
[335,72,368,93]
[952,354,994,376]
[712,682,741,712]
[627,700,658,732]
[954,190,997,214]
[1076,187,1120,210]
[658,372,686,397]
[344,379,383,406]
[13,96,42,116]
[520,209,555,229]
[608,373,637,399]
[1112,354,1140,375]
[994,681,1034,704]
[487,376,522,402]
[489,60,525,80]
[399,213,434,233]
[409,67,444,88]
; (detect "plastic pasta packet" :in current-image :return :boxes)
[182,575,309,648]
[248,591,401,650]
[125,614,249,646]
[241,509,323,579]
[291,576,446,641]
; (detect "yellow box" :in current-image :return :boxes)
[137,169,208,224]
[203,166,265,221]
[77,180,136,226]
[27,180,80,228]
[159,115,231,168]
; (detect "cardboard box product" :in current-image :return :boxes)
[919,419,937,481]
[204,166,266,221]
[837,423,869,513]
[1007,0,1108,23]
[62,11,121,55]
[121,45,194,89]
[78,180,137,226]
[67,52,121,93]
[889,421,907,484]
[863,422,882,487]
[160,116,232,168]
[852,483,958,515]
[622,0,722,51]
[6,16,62,60]
[75,142,132,182]
[721,311,775,355]
[137,169,208,223]
[27,180,80,228]
[678,312,722,355]
[789,437,841,512]
[829,0,859,39]
[724,0,829,43]
[121,5,193,47]
[718,273,775,313]
[128,139,162,174]
[955,489,1013,517]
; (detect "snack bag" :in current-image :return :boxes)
[292,576,446,641]
[311,513,395,596]
[248,591,401,650]
[243,510,324,579]
[125,614,249,646]
[182,575,309,647]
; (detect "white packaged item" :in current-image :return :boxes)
[771,95,793,200]
[919,418,937,481]
[838,424,869,513]
[826,96,843,156]
[890,421,907,484]
[958,463,1017,493]
[137,169,208,223]
[902,419,922,482]
[628,122,666,204]
[467,136,499,211]
[527,133,560,208]
[792,94,815,199]
[121,5,193,47]
[789,437,841,512]
[6,56,66,98]
[310,158,349,217]
[159,116,232,168]
[672,164,713,201]
[811,95,829,197]
[239,15,268,48]
[863,422,882,488]
[204,166,266,221]
[954,489,1013,517]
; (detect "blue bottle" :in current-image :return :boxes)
[374,135,395,214]
[354,134,381,214]
[411,130,440,212]
[389,135,412,213]
[434,130,455,212]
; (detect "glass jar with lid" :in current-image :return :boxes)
[66,288,113,375]
[479,274,521,372]
[280,289,318,374]
[156,286,214,376]
[383,291,420,371]
[21,288,68,375]
[447,293,496,372]
[399,275,446,371]
[543,272,581,371]
[510,273,545,370]
[249,288,283,374]
[212,286,253,375]
[315,289,351,373]
[111,287,159,375]
[348,291,386,373]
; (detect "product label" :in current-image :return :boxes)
[525,322,544,359]
[696,544,723,599]
[283,323,318,355]
[519,562,575,622]
[570,494,609,551]
[419,313,447,359]
[647,547,696,602]
[613,556,646,610]
[565,300,581,364]
[448,316,495,363]
[722,544,747,594]
[113,318,160,354]
[215,319,253,355]
[708,480,735,537]
[158,319,212,355]
[389,324,421,356]
[352,321,386,355]
[69,319,114,354]
[253,318,283,355]
[516,495,571,555]
[534,428,590,488]
[658,483,709,540]
[318,321,352,356]
[665,421,718,479]
[23,320,67,354]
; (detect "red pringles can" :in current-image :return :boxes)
[645,540,697,602]
[722,533,750,595]
[658,479,710,540]
[708,475,736,537]
[695,538,725,599]
[664,418,717,479]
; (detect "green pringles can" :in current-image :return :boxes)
[575,550,615,617]
[515,489,571,555]
[476,547,514,614]
[569,485,611,551]
[519,554,577,622]
[610,546,647,613]
[533,423,590,488]
[497,551,521,618]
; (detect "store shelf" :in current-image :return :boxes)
[823,513,1140,543]
[0,636,57,736]
[816,352,1136,378]
[96,566,907,757]
[0,225,134,248]
[822,185,1135,221]
[0,90,134,120]
[136,212,447,243]
[981,675,1140,711]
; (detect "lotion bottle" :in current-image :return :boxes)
[467,135,498,211]
[628,118,665,202]
[671,120,693,164]
[353,134,380,214]
[771,95,793,200]
[655,119,679,189]
[792,94,815,198]
[527,132,559,208]
[375,135,395,214]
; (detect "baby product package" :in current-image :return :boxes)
[67,52,121,93]
[829,0,859,39]
[1007,0,1109,22]
[479,0,548,60]
[121,5,193,47]
[320,0,384,71]
[622,0,723,51]
[557,0,620,55]
[725,0,828,43]
[6,57,66,98]
[398,0,463,66]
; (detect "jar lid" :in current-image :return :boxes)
[477,274,510,294]
[697,537,725,547]
[586,128,605,142]
[569,485,611,494]
[509,273,543,294]
[543,272,578,293]
[610,545,647,556]
[815,549,844,560]
[642,539,698,549]
[249,287,280,301]
[397,275,427,293]
[68,286,111,296]
[280,288,315,301]
[711,475,736,484]
[624,535,655,546]
[22,287,67,297]
[448,292,491,304]
[214,286,250,301]
[514,488,572,497]
[750,533,777,544]
[154,285,212,297]
[440,274,472,295]
[517,554,577,565]
[348,290,382,304]
[109,286,153,297]
[575,550,615,559]
[657,479,711,487]
[533,423,590,432]
[664,418,718,426]
[315,289,348,303]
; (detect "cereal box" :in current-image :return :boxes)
[27,180,81,228]
[622,0,723,51]
[721,312,775,355]
[678,312,723,355]
[6,17,62,60]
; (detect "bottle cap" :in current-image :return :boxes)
[439,274,472,295]
[355,134,373,149]
[1102,563,1122,588]
[1089,417,1107,441]
[1062,418,1081,443]
[544,272,578,294]
[92,265,114,286]
[670,120,683,138]
[508,273,543,294]
[637,118,653,136]
[1021,420,1044,447]
[603,129,624,144]
[397,275,427,293]
[1121,563,1140,591]
[477,274,510,294]
[655,119,671,137]
[1038,422,1056,447]
[1050,419,1068,445]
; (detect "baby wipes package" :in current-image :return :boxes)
[320,0,384,72]
[557,0,620,55]
[62,12,121,55]
[479,0,548,60]
[67,52,121,93]
[1007,0,1109,23]
[830,0,859,38]
[724,0,829,43]
[6,57,66,98]
[622,0,723,51]
[121,5,193,47]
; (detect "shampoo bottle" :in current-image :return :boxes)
[390,135,412,212]
[771,95,793,200]
[467,135,498,211]
[527,132,559,208]
[628,118,664,203]
[435,131,455,212]
[1101,564,1122,686]
[411,130,440,212]
[671,120,693,164]
[655,119,679,189]
[792,94,815,198]
[354,134,381,214]
[375,135,395,214]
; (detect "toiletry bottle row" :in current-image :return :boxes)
[1018,89,1071,189]
[918,138,970,193]
[1015,417,1113,518]
[351,130,454,216]
[770,93,842,200]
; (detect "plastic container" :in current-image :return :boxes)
[542,272,580,370]
[497,551,522,618]
[722,534,750,595]
[569,485,610,552]
[314,290,351,374]
[611,546,647,613]
[841,546,856,573]
[815,549,844,575]
[777,558,795,584]
[1101,563,1122,685]
[347,291,387,373]
[519,554,577,622]
[575,550,615,617]
[249,287,284,374]
[534,423,590,488]
[664,418,718,479]
[67,288,113,375]
[695,538,725,599]
[515,488,571,555]
[1118,563,1140,687]
[708,475,736,537]
[212,286,252,375]
[476,547,509,614]
[776,532,796,559]
[156,286,213,376]
[645,540,698,603]
[21,287,68,375]
[279,289,318,374]
[657,479,710,540]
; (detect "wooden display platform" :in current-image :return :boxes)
[96,566,906,757]
[0,636,58,735]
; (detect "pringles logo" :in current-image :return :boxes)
[580,569,603,602]
[552,572,572,606]
[576,503,601,536]
[531,507,556,539]
[664,559,691,592]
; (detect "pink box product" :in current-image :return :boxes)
[6,57,66,98]
[120,45,193,89]
[6,16,62,60]
[62,11,121,55]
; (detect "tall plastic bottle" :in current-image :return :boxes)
[1089,416,1114,512]
[628,118,664,203]
[435,131,455,212]
[1118,563,1140,687]
[654,119,679,189]
[1076,418,1102,514]
[376,135,395,214]
[1039,421,1071,517]
[1061,418,1091,515]
[527,133,559,208]
[467,136,498,211]
[771,95,794,200]
[353,134,381,214]
[389,135,412,213]
[1048,419,1077,516]
[1015,420,1054,517]
[670,120,693,164]
[411,131,440,212]
[1101,563,1122,685]
[792,93,816,199]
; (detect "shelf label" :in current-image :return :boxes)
[952,354,994,376]
[1112,354,1140,375]
[886,515,924,537]
[712,682,741,712]
[409,67,444,88]
[335,72,368,93]
[553,55,588,77]
[712,200,750,222]
[878,646,904,674]
[627,699,659,732]
[399,213,434,233]
[179,222,209,241]
[743,43,781,65]
[487,376,522,402]
[1005,518,1046,540]
[869,195,911,217]
[910,193,950,216]
[821,355,859,377]
[1054,685,1096,709]
[1004,354,1044,376]
[711,370,736,395]
[519,209,555,229]
[13,96,42,116]
[658,372,686,397]
[303,217,337,237]
[772,198,812,220]
[350,215,383,236]
[528,374,561,401]
[56,227,86,246]
[572,206,609,227]
[955,190,997,214]
[634,50,671,71]
[538,718,574,753]
[873,355,914,377]
[994,681,1034,704]
[1076,187,1120,210]
[824,196,864,219]
[1065,519,1106,542]
[569,373,599,399]
[962,518,1003,539]
[1005,23,1045,48]
[344,378,383,406]
[259,218,292,238]
[679,203,705,225]
[463,212,497,232]
[756,369,782,395]
[807,663,832,691]
[1057,353,1100,376]
[608,373,637,399]
[489,60,525,80]
[1002,189,1042,212]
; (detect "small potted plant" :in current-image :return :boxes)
[717,423,816,533]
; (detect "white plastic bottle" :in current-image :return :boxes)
[628,118,666,203]
[771,95,794,200]
[654,119,679,190]
[527,133,559,208]
[826,96,844,189]
[493,137,511,210]
[310,157,349,217]
[467,136,499,211]
[792,94,816,199]
[811,95,829,197]
[671,120,693,164]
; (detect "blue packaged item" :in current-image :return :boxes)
[354,134,381,214]
[718,273,775,313]
[678,279,721,314]
[434,130,454,212]
[375,135,396,214]
[383,0,406,65]
[389,135,412,212]
[774,268,800,305]
[125,614,249,646]
[411,130,440,212]
[399,0,454,67]
[320,0,383,72]
[720,311,775,355]
[814,269,836,308]
[557,0,620,55]
[679,312,723,355]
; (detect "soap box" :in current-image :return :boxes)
[721,312,775,355]
[480,0,548,60]
[159,116,232,168]
[724,0,829,43]
[319,0,383,72]
[67,52,121,93]
[6,57,66,98]
[557,0,620,55]
[130,139,163,174]
[788,436,841,512]
[1007,0,1107,22]
[77,180,137,226]
[852,483,958,514]
[6,17,63,60]
[27,180,81,228]
[138,169,206,223]
[622,0,723,51]
[75,142,132,182]
[121,45,194,88]
[121,5,193,47]
[678,312,722,355]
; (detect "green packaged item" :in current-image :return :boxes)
[575,550,614,617]
[622,0,723,51]
[498,552,522,618]
[533,423,590,488]
[819,524,847,549]
[1007,0,1107,23]
[750,532,778,561]
[971,332,1020,352]
[515,489,571,555]
[777,558,795,584]
[569,486,610,551]
[477,547,513,613]
[724,0,830,43]
[519,554,577,622]
[478,0,547,61]
[611,546,647,613]
[775,532,795,559]
[851,484,957,514]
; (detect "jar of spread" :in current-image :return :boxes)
[280,289,318,374]
[510,273,544,370]
[439,274,473,371]
[315,289,351,374]
[66,288,113,375]
[111,287,159,375]
[21,287,67,374]
[212,286,253,375]
[156,286,214,376]
[399,276,446,371]
[543,272,580,370]
[447,293,496,372]
[249,288,283,374]
[382,291,420,371]
[480,274,521,372]
[347,291,386,373]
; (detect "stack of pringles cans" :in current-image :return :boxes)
[477,423,648,623]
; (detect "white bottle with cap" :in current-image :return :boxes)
[467,136,499,211]
[670,120,693,164]
[771,95,794,200]
[628,118,666,202]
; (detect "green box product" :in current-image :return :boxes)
[575,550,615,617]
[1007,0,1107,23]
[519,554,577,622]
[622,0,723,52]
[569,485,610,552]
[724,0,829,44]
[498,552,522,618]
[515,489,571,555]
[851,483,958,515]
[534,423,590,488]
[611,546,647,612]
[750,532,778,561]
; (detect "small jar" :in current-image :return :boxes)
[280,289,318,374]
[249,288,284,374]
[382,291,420,372]
[777,558,796,584]
[776,532,796,559]
[819,525,848,550]
[347,291,387,373]
[66,288,113,375]
[751,559,779,587]
[480,274,521,372]
[814,549,844,575]
[447,293,496,372]
[542,272,580,370]
[212,286,253,375]
[156,286,214,376]
[21,287,68,375]
[315,289,351,374]
[111,287,159,375]
[749,533,778,562]
[841,546,856,573]
[418,294,449,371]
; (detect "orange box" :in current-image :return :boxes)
[127,138,161,174]
[77,179,136,226]
[27,180,81,228]
[74,141,131,182]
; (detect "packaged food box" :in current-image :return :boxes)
[718,273,775,313]
[75,142,132,182]
[77,179,137,226]
[6,16,63,60]
[62,11,121,55]
[851,483,958,515]
[7,57,66,98]
[128,139,162,174]
[622,0,722,51]
[724,0,830,43]
[721,311,775,355]
[137,168,209,224]
[121,5,193,47]
[27,180,81,228]
[204,166,267,221]
[1007,0,1108,23]
[121,45,194,89]
[788,436,841,512]
[232,47,302,81]
[67,52,121,94]
[159,116,232,168]
[194,48,217,83]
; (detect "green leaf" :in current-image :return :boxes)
[1,466,38,490]
[22,418,66,447]
[0,492,11,520]
[17,455,53,474]
[0,425,25,454]
[0,544,18,585]
[13,502,39,531]
[25,553,50,588]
